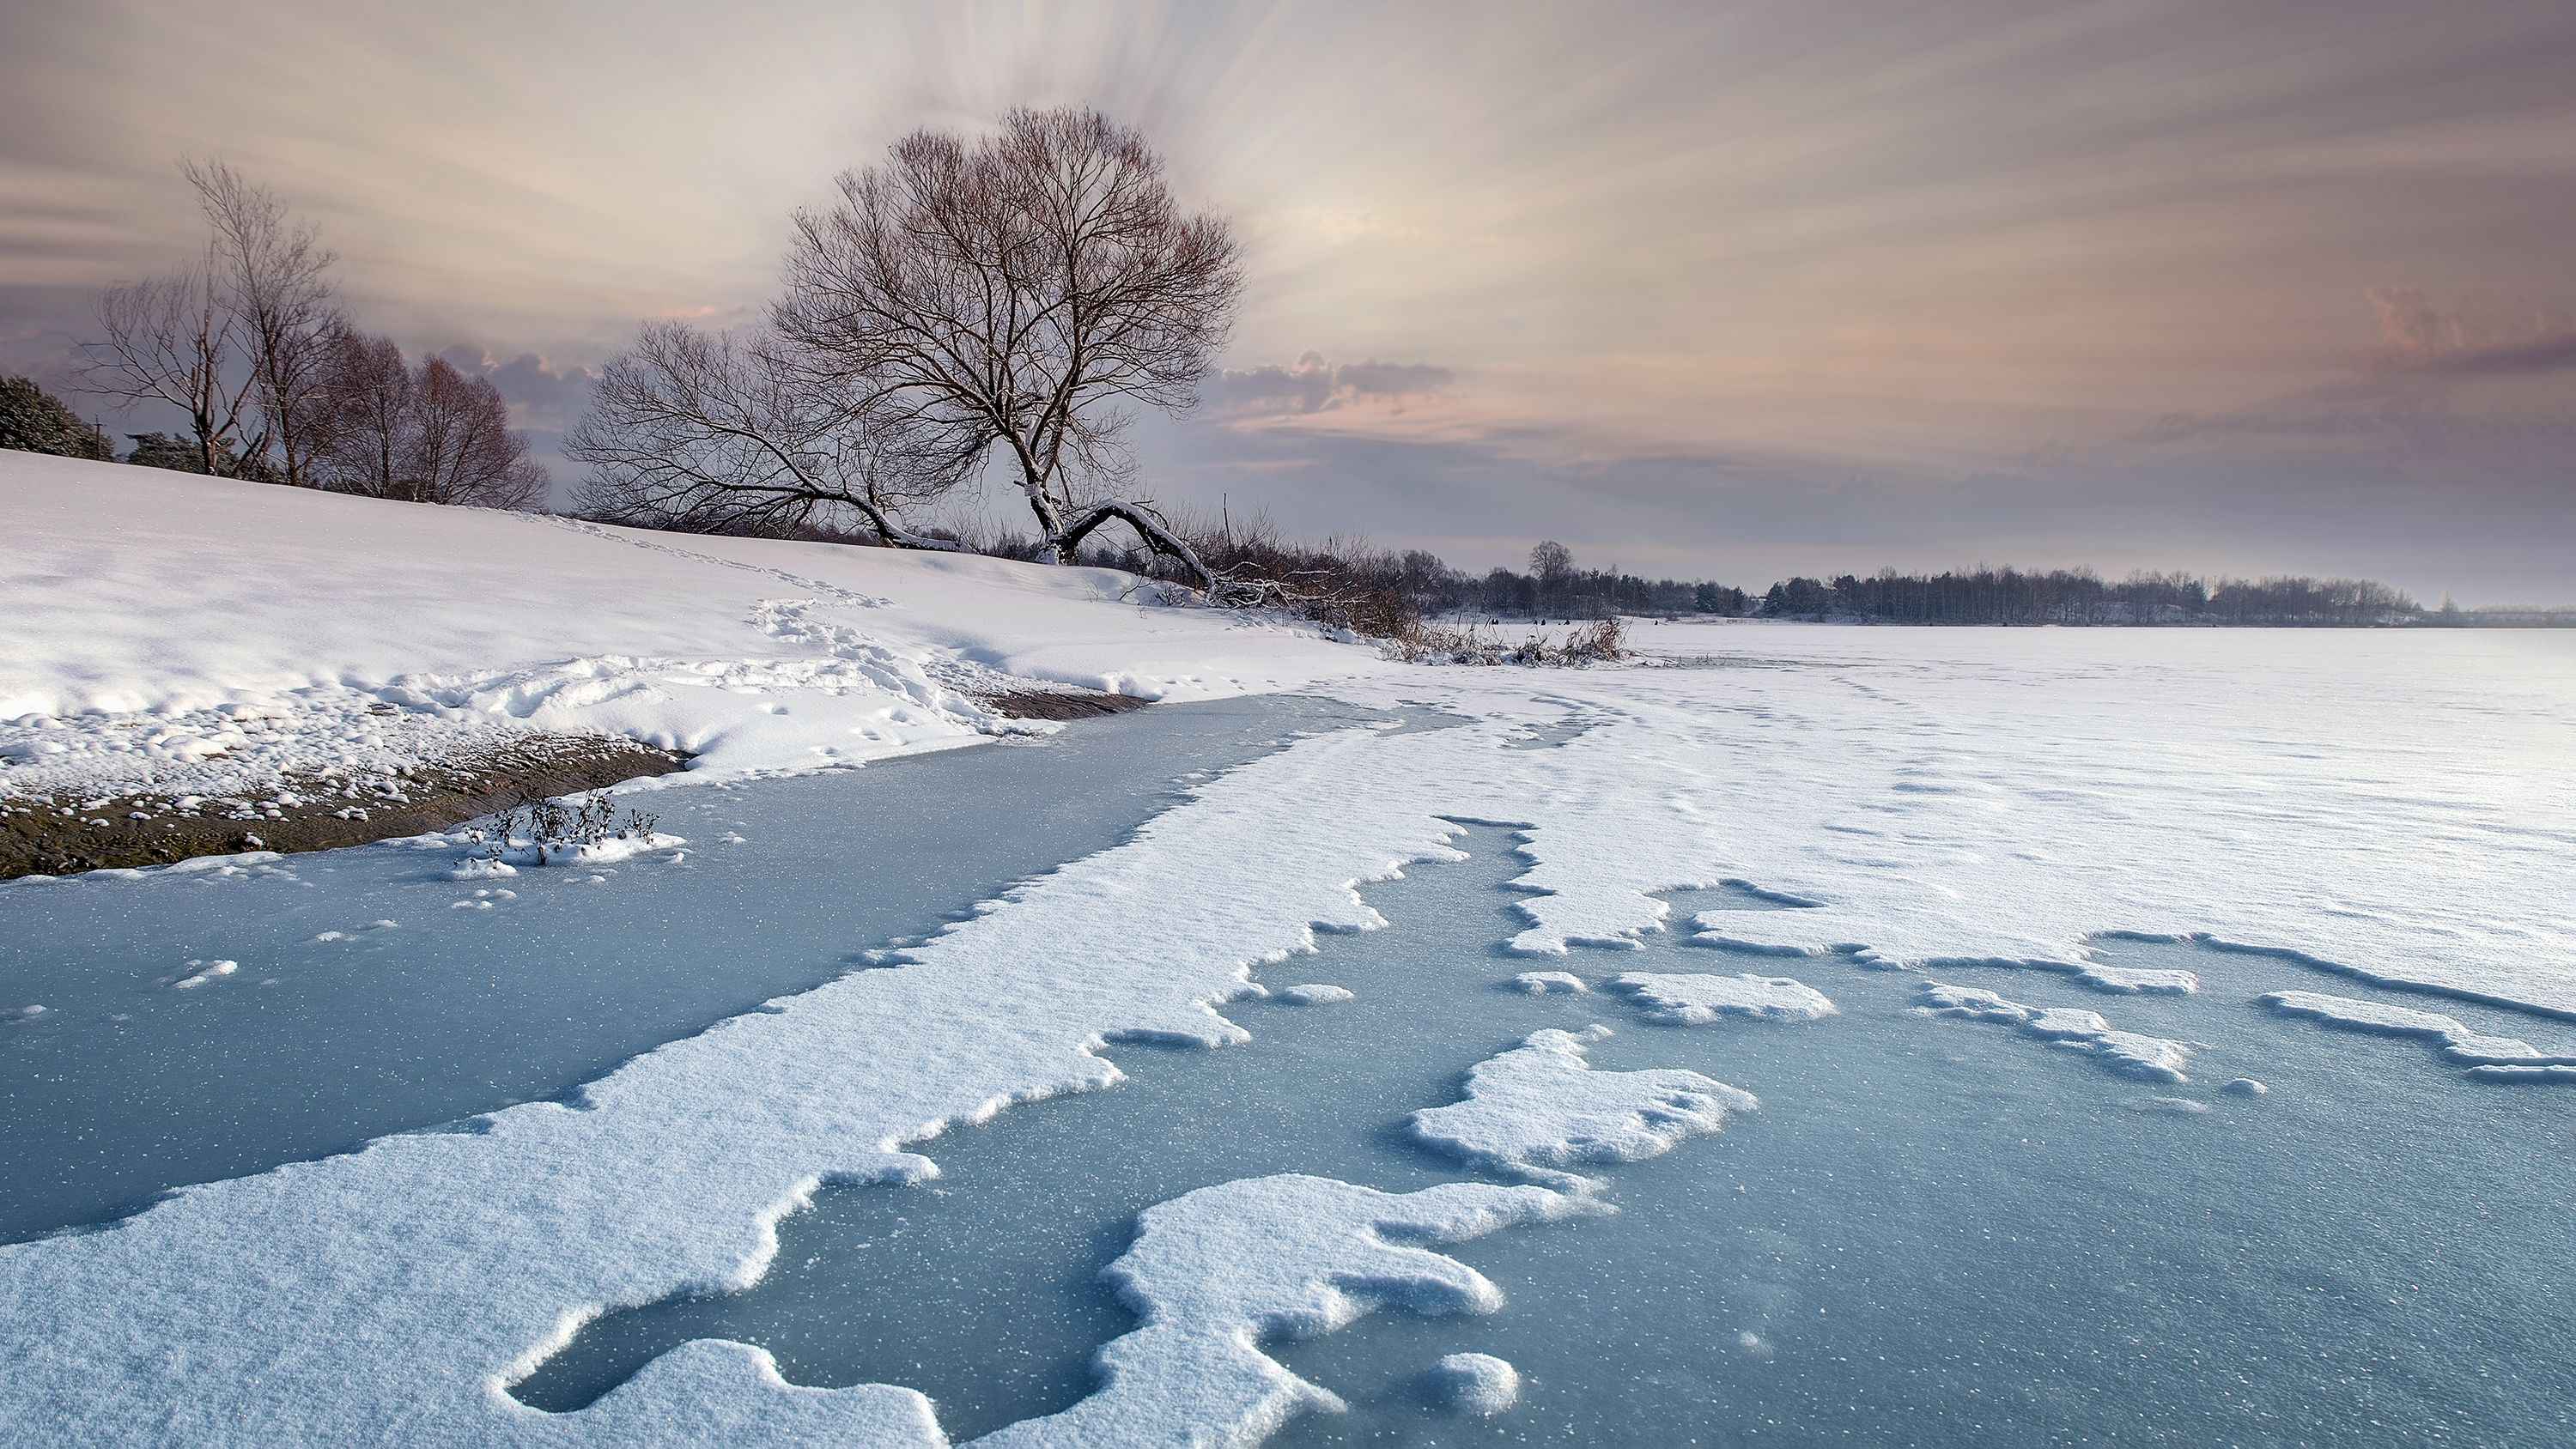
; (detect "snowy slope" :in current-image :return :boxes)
[0,450,1388,794]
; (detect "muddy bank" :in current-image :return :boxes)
[0,735,686,881]
[969,688,1155,721]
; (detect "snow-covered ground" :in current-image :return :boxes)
[3,450,2574,1443]
[0,452,1385,803]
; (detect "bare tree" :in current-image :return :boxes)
[81,251,256,476]
[568,320,967,544]
[404,355,548,508]
[309,326,413,494]
[185,160,342,486]
[310,328,547,509]
[771,106,1241,584]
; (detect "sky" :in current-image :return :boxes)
[3,0,2572,602]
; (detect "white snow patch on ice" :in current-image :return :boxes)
[1510,971,1587,994]
[170,959,240,991]
[1611,971,1837,1024]
[1408,1026,1756,1189]
[1275,984,1354,1005]
[1913,982,2193,1082]
[2257,991,2576,1070]
[1428,1353,1521,1416]
[980,1174,1577,1447]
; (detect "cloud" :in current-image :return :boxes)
[1203,350,1453,418]
[432,345,594,429]
[2135,287,2576,449]
[2368,287,2576,379]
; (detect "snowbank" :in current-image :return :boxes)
[0,452,1388,800]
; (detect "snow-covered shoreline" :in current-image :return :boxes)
[0,452,1393,810]
[5,448,2574,1443]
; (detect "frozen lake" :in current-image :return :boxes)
[508,824,2576,1444]
[3,626,2571,1445]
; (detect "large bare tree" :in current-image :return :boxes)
[568,320,969,544]
[771,106,1240,583]
[185,161,342,486]
[82,248,255,476]
[81,161,342,482]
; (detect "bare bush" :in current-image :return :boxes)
[1387,615,1629,668]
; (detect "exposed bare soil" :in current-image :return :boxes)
[0,735,687,881]
[969,688,1155,721]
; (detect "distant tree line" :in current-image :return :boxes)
[1151,529,2459,633]
[0,161,546,509]
[1756,567,2421,626]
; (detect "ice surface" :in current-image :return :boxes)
[980,1174,1577,1446]
[1913,982,2193,1082]
[1510,971,1587,994]
[1408,1026,1755,1189]
[1426,1353,1520,1416]
[1610,971,1838,1024]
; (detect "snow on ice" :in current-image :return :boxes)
[980,1175,1577,1446]
[2259,991,2576,1082]
[1408,1026,1756,1189]
[1911,982,2194,1082]
[1510,970,1588,994]
[1610,971,1838,1024]
[1428,1353,1522,1416]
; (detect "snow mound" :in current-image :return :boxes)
[1510,971,1587,994]
[1428,1353,1521,1416]
[980,1173,1578,1447]
[1611,971,1837,1024]
[1913,982,2192,1082]
[1275,984,1354,1006]
[1409,1026,1757,1189]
